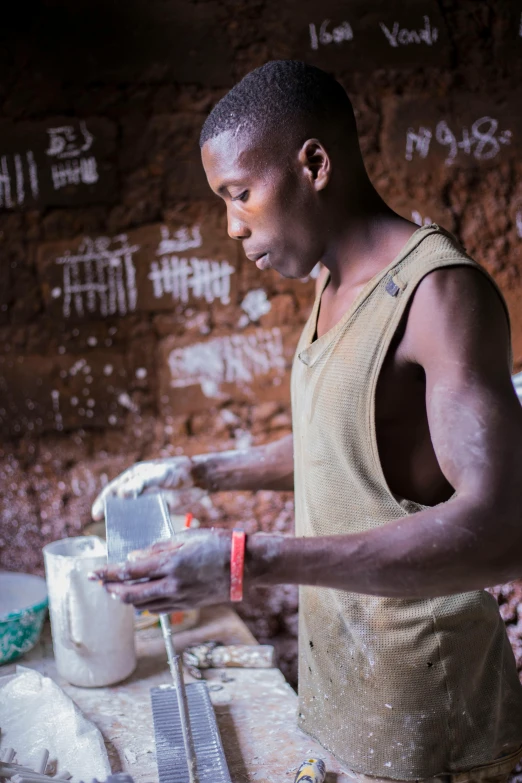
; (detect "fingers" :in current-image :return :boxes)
[91,489,108,521]
[90,467,147,521]
[114,476,145,499]
[91,479,140,521]
[106,577,178,606]
[92,544,183,583]
[127,540,181,561]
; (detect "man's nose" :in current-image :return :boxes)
[227,213,251,240]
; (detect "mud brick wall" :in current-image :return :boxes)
[1,0,522,686]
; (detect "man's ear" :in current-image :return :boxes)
[298,139,331,191]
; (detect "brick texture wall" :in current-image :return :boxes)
[1,0,522,686]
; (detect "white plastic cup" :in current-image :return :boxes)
[43,536,136,687]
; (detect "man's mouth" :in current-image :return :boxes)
[255,253,270,270]
[246,249,271,270]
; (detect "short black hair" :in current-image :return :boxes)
[199,60,356,149]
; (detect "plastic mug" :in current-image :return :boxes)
[43,536,136,687]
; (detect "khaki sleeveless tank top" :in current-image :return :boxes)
[291,224,522,780]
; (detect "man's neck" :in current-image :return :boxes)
[321,198,418,295]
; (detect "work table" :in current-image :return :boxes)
[1,605,353,783]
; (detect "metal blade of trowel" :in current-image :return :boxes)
[104,493,173,563]
[103,494,199,783]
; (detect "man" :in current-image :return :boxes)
[92,62,522,781]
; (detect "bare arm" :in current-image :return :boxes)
[91,434,294,520]
[96,267,522,608]
[191,434,294,492]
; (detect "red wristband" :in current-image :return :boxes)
[230,530,246,602]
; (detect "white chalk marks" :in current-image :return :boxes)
[0,118,116,209]
[46,121,99,191]
[49,157,99,190]
[157,224,202,253]
[149,225,234,305]
[46,121,94,158]
[516,211,522,239]
[40,222,238,319]
[240,289,271,323]
[148,256,234,305]
[50,389,64,432]
[411,210,432,227]
[0,120,104,209]
[406,117,512,166]
[167,328,285,398]
[309,15,437,50]
[309,20,353,49]
[0,152,39,209]
[55,234,139,319]
[379,16,438,47]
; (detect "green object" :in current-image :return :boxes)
[0,572,48,664]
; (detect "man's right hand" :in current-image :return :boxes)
[91,456,194,521]
[91,434,295,521]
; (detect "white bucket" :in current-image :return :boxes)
[43,536,136,687]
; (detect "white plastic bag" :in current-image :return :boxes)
[0,666,111,782]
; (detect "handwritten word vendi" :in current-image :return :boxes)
[309,16,438,50]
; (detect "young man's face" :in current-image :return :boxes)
[201,129,324,279]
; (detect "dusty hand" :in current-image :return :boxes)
[91,530,233,613]
[91,457,194,521]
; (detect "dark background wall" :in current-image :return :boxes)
[1,0,522,685]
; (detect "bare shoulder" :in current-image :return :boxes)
[401,264,511,374]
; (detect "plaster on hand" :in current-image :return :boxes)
[91,457,194,520]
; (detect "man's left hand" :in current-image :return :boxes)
[91,530,232,613]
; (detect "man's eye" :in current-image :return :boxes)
[232,190,248,202]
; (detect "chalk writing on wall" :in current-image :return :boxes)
[50,389,63,432]
[157,224,202,253]
[149,226,234,305]
[240,289,271,323]
[0,152,39,209]
[0,118,116,209]
[54,235,140,319]
[516,211,522,239]
[380,16,438,47]
[167,328,285,398]
[405,117,512,166]
[45,121,98,190]
[309,20,353,49]
[309,15,437,50]
[412,210,432,226]
[148,257,235,305]
[39,222,239,318]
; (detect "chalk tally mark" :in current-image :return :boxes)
[148,224,235,305]
[54,234,139,319]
